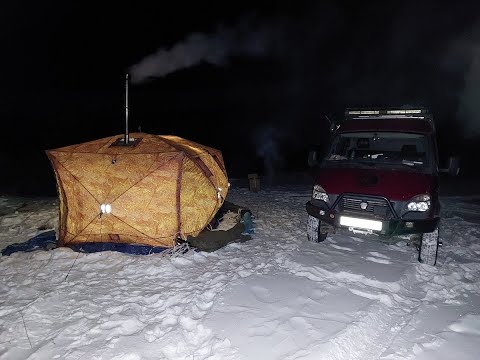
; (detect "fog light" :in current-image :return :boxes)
[319,210,325,216]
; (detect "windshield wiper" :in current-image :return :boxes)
[326,159,376,169]
[401,160,423,167]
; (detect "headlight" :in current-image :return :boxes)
[312,184,329,202]
[406,194,430,212]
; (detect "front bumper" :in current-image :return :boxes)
[306,200,439,237]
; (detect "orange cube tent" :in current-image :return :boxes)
[46,133,229,248]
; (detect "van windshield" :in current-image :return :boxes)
[326,132,429,168]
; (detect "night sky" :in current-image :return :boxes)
[1,0,480,195]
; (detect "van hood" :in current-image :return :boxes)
[316,167,436,201]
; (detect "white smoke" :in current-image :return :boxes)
[129,21,269,84]
[457,45,480,137]
[450,21,480,137]
[253,124,284,182]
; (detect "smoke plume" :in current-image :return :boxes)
[456,33,480,137]
[253,124,284,182]
[129,20,270,83]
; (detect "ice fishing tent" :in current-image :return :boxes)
[46,132,229,248]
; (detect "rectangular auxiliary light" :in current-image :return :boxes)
[339,216,382,231]
[348,110,380,115]
[386,109,423,114]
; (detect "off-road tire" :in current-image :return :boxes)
[418,227,439,266]
[307,215,327,242]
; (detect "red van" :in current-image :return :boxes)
[306,108,459,265]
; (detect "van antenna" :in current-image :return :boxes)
[125,73,129,145]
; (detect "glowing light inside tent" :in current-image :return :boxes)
[100,204,112,214]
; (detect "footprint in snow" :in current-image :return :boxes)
[329,244,355,252]
[365,256,392,265]
[368,252,391,259]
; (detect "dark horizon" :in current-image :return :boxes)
[1,0,480,196]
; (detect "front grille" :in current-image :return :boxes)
[342,197,388,213]
[337,195,393,220]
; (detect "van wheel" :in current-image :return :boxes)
[307,215,327,242]
[418,227,439,266]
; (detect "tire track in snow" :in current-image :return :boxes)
[274,256,424,360]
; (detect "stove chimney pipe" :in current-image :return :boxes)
[125,73,129,145]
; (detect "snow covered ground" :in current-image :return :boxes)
[1,183,480,360]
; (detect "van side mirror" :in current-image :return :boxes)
[439,156,460,176]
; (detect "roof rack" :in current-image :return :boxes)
[344,107,433,127]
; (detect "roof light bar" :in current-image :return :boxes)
[386,109,423,114]
[348,110,380,115]
[348,109,424,115]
